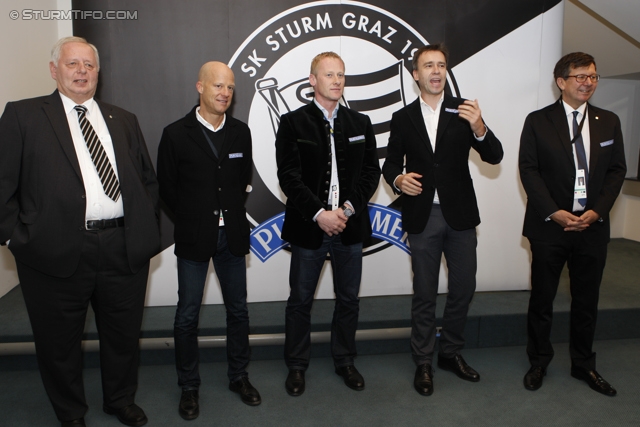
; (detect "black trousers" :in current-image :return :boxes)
[18,227,149,422]
[408,205,477,365]
[526,232,607,371]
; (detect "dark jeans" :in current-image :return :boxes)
[285,234,363,370]
[174,229,250,388]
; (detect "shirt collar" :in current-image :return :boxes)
[196,106,226,132]
[419,93,445,111]
[313,98,339,121]
[562,99,587,118]
[59,92,97,116]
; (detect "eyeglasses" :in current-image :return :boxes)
[566,74,600,83]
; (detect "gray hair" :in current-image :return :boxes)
[51,36,100,69]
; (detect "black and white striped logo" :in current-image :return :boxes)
[228,0,459,260]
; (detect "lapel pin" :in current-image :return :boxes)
[595,116,599,120]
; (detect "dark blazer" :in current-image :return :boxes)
[519,100,626,244]
[275,101,381,250]
[157,106,252,261]
[0,90,160,277]
[382,95,504,233]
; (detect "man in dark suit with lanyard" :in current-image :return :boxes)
[275,52,380,396]
[157,61,259,420]
[382,44,503,396]
[519,52,626,396]
[0,37,160,427]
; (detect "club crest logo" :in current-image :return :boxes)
[228,0,459,261]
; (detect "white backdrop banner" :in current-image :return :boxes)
[137,0,565,306]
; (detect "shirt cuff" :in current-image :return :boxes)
[474,126,488,141]
[313,208,324,222]
[393,175,403,193]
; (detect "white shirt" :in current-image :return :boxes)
[60,93,124,221]
[418,94,445,204]
[393,94,486,203]
[562,100,591,212]
[313,99,344,221]
[196,106,226,132]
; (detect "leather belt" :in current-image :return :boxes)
[86,217,125,231]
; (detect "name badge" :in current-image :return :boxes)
[445,108,459,114]
[600,139,613,147]
[349,135,365,142]
[229,152,243,159]
[574,169,587,199]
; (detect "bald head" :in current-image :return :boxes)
[198,61,233,84]
[196,61,235,125]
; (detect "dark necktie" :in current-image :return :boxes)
[572,111,588,207]
[74,105,121,202]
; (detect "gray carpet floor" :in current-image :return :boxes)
[2,338,639,427]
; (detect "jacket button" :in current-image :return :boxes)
[434,163,439,167]
[213,210,219,215]
[324,190,329,195]
[218,188,222,191]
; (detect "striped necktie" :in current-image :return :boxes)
[74,105,121,202]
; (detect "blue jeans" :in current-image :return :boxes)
[174,229,249,387]
[285,234,363,370]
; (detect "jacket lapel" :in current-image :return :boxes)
[548,100,575,166]
[407,98,432,155]
[43,91,83,180]
[434,95,455,152]
[184,106,217,161]
[586,103,601,180]
[217,118,237,161]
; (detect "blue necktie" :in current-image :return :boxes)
[572,111,588,207]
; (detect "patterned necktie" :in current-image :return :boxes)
[74,105,121,202]
[572,111,588,207]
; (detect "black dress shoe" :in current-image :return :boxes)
[414,363,434,396]
[571,367,617,396]
[437,354,480,382]
[285,369,305,396]
[179,389,199,420]
[229,377,262,406]
[103,403,148,426]
[523,366,546,391]
[335,365,365,391]
[61,419,86,427]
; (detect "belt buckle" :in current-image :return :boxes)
[85,220,103,231]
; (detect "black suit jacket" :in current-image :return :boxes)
[519,100,626,244]
[0,91,160,277]
[157,106,252,261]
[275,102,381,250]
[382,95,503,233]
